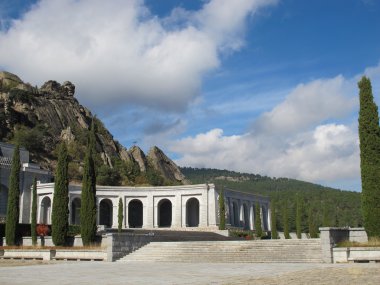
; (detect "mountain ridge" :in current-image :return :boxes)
[0,71,186,186]
[180,166,363,230]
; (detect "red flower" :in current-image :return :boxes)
[36,224,50,237]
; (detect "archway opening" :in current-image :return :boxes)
[158,199,172,227]
[99,199,113,227]
[128,199,143,228]
[0,184,8,219]
[233,201,239,227]
[186,198,199,227]
[40,196,51,224]
[71,198,81,225]
[262,206,268,231]
[243,204,250,230]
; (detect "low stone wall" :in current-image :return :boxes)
[0,248,105,261]
[21,235,104,247]
[105,232,153,262]
[319,227,368,263]
[333,247,380,263]
[2,233,152,262]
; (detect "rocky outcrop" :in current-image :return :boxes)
[0,71,187,185]
[147,146,187,184]
[129,146,148,172]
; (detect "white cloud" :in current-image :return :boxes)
[170,67,371,187]
[253,75,356,134]
[0,0,277,111]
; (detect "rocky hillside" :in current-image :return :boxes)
[0,71,186,185]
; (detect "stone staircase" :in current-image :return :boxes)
[117,239,323,263]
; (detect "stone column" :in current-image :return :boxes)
[144,196,153,228]
[182,197,187,227]
[267,206,271,231]
[173,195,181,228]
[249,203,254,230]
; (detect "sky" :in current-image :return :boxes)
[0,0,380,192]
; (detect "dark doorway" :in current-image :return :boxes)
[128,199,143,228]
[243,204,250,230]
[186,198,199,227]
[158,199,172,227]
[99,199,113,227]
[71,198,81,225]
[0,184,8,218]
[233,201,239,227]
[40,196,51,224]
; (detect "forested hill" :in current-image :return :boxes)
[180,167,363,231]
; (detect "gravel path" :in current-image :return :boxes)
[0,260,379,284]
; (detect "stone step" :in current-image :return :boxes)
[117,239,323,263]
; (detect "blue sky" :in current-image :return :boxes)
[1,0,380,191]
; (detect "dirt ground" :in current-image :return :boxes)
[225,265,380,285]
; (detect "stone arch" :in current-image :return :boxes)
[158,199,172,227]
[99,199,113,227]
[232,201,239,227]
[0,184,8,218]
[71,198,81,225]
[128,199,143,228]
[186,197,199,227]
[243,203,250,230]
[40,196,51,224]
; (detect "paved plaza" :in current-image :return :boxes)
[0,260,379,284]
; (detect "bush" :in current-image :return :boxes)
[67,225,81,237]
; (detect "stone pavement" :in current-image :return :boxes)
[0,261,379,284]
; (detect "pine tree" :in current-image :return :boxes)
[6,144,20,246]
[80,122,97,245]
[358,76,380,237]
[51,143,69,246]
[118,198,123,233]
[322,203,330,227]
[270,200,278,239]
[296,194,302,239]
[31,177,37,246]
[283,200,290,239]
[218,189,226,230]
[254,202,263,238]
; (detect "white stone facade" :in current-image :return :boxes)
[35,183,270,231]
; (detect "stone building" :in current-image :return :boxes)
[1,142,271,231]
[0,142,52,223]
[36,183,271,231]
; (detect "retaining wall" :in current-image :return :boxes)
[319,227,368,263]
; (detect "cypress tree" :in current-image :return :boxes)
[283,200,290,239]
[219,189,226,230]
[270,200,278,239]
[308,206,318,238]
[118,198,123,233]
[296,194,302,239]
[6,144,20,246]
[31,177,37,246]
[358,76,380,237]
[51,143,69,246]
[80,122,97,245]
[254,202,263,238]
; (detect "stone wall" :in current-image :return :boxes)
[319,227,368,263]
[105,232,153,262]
